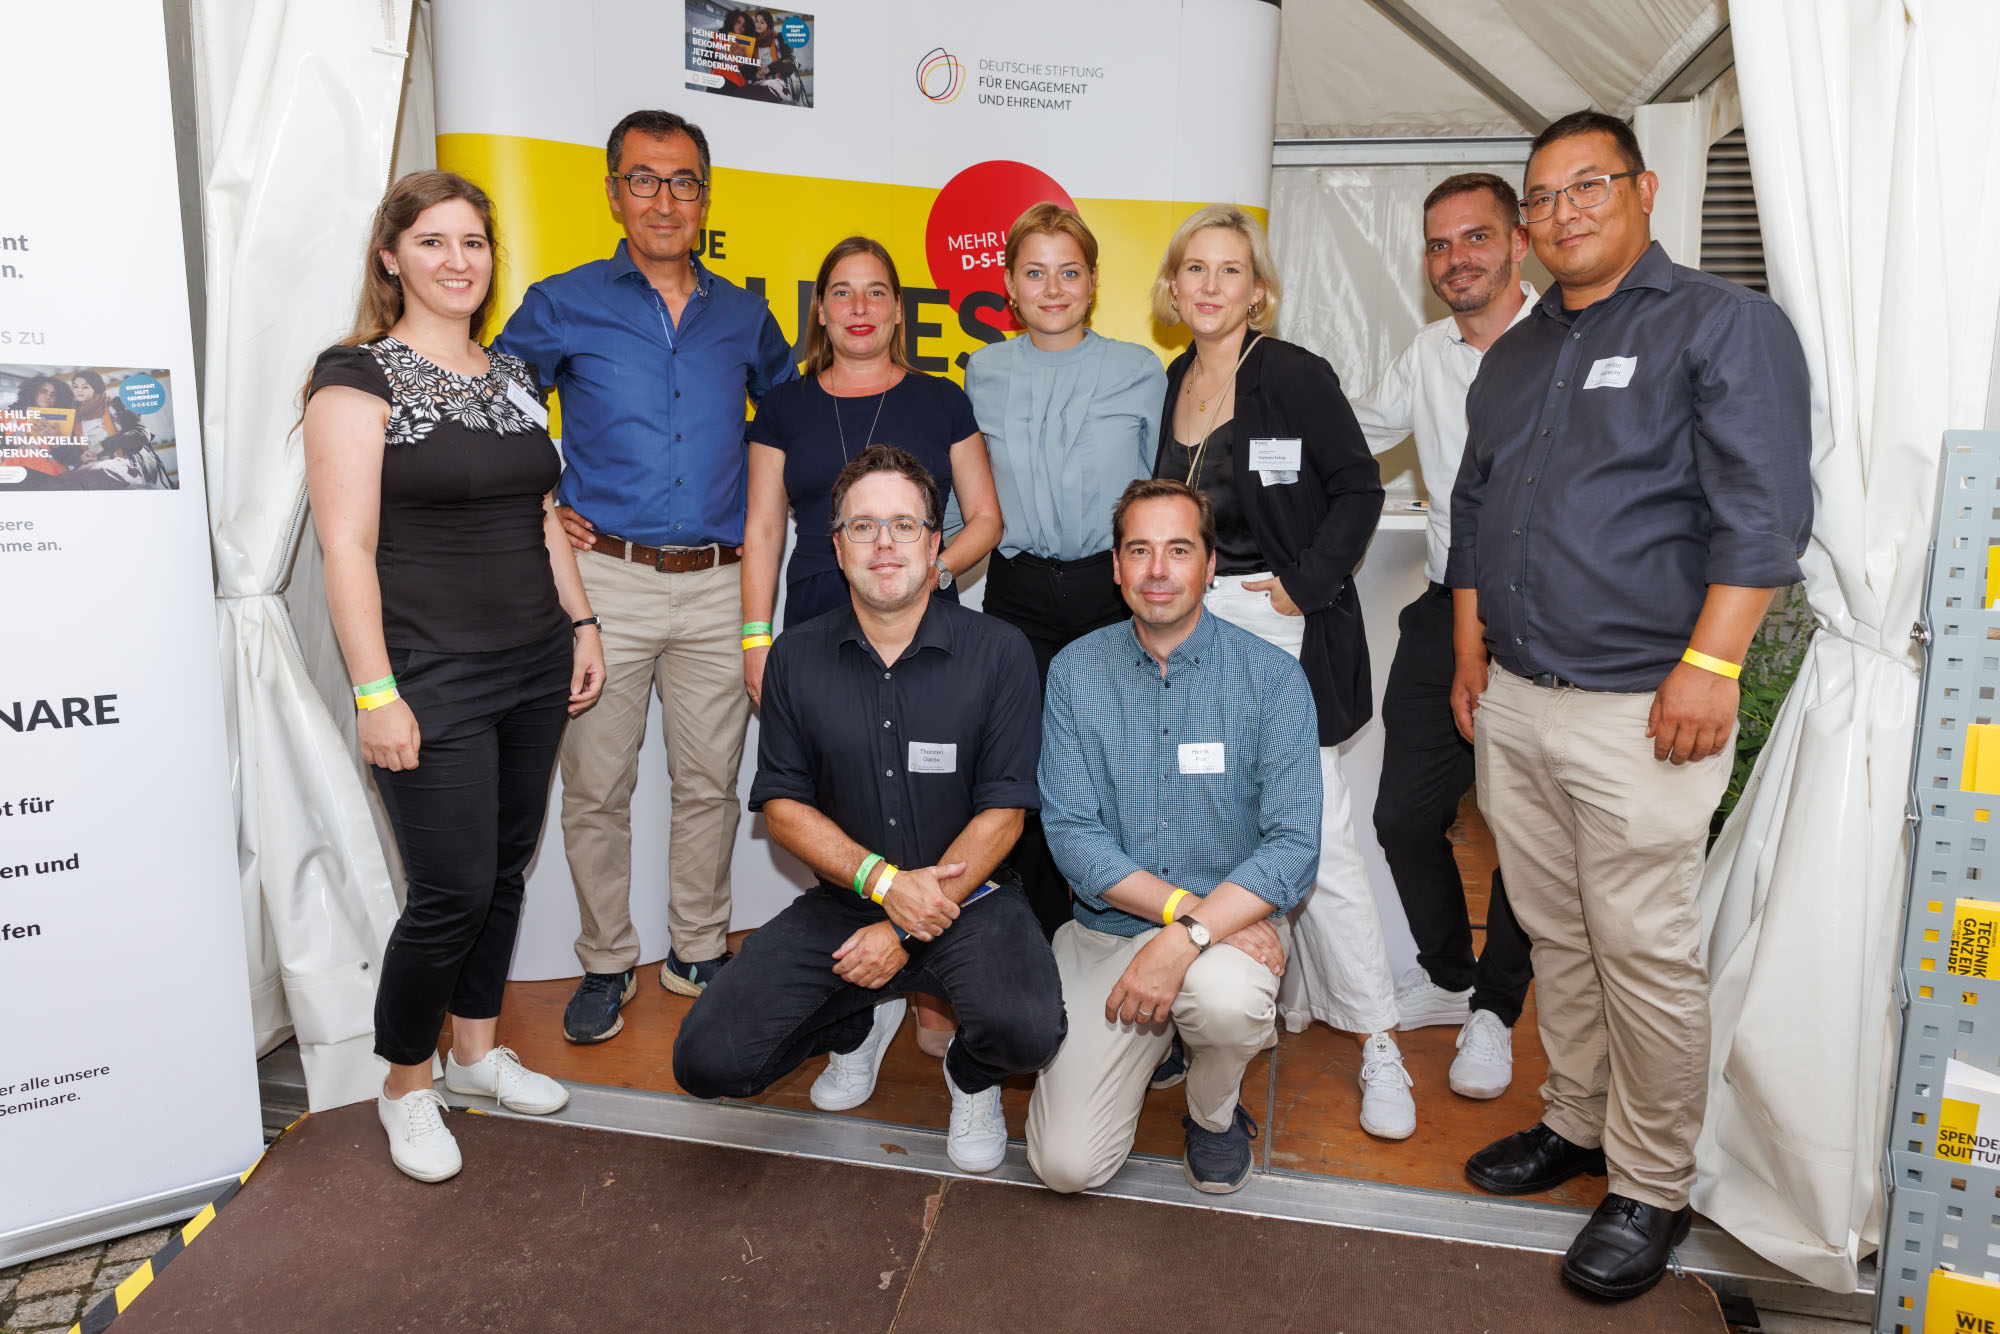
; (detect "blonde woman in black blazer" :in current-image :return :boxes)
[1150,204,1415,1142]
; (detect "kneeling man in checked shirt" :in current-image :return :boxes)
[1027,478,1320,1196]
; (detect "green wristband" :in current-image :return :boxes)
[742,621,772,636]
[353,674,396,698]
[853,852,884,898]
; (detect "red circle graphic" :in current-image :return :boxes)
[923,160,1077,327]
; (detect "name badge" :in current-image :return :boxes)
[1177,742,1225,775]
[505,379,550,427]
[908,741,957,774]
[1248,437,1302,470]
[1583,356,1637,390]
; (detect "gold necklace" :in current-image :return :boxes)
[1187,357,1230,412]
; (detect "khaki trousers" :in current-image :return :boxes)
[1473,664,1731,1209]
[1026,919,1283,1194]
[561,550,750,970]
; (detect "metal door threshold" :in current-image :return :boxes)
[259,1046,1871,1321]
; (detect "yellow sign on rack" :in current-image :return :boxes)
[1964,724,2000,796]
[1927,1267,2000,1332]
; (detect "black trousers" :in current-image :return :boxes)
[673,882,1066,1096]
[981,549,1129,940]
[371,625,573,1065]
[1373,584,1533,1026]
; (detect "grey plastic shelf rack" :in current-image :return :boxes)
[1878,429,2000,1332]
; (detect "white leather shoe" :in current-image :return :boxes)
[444,1045,570,1115]
[1393,966,1472,1031]
[943,1045,1008,1174]
[811,997,906,1111]
[378,1087,462,1182]
[1358,1032,1417,1140]
[1449,1009,1514,1100]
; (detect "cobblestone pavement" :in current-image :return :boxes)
[0,1229,174,1334]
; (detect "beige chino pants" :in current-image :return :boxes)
[1473,664,1731,1210]
[1026,919,1284,1194]
[561,550,750,971]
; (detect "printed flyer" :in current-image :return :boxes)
[684,2,815,108]
[0,365,179,491]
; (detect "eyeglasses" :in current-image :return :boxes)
[836,515,933,543]
[1520,171,1640,223]
[611,172,708,201]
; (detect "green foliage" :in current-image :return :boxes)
[1712,584,1815,840]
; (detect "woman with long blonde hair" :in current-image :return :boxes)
[1148,203,1416,1144]
[303,170,605,1182]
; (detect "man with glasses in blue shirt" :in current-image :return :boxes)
[1448,110,1810,1299]
[497,110,797,1043]
[1027,478,1320,1197]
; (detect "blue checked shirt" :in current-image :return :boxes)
[1039,608,1322,938]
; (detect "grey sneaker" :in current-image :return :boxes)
[1182,1105,1258,1194]
[562,969,636,1044]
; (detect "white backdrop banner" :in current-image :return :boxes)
[0,0,263,1266]
[427,0,1283,978]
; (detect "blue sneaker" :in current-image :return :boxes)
[1149,1035,1188,1090]
[562,969,636,1044]
[1182,1106,1258,1195]
[660,948,733,998]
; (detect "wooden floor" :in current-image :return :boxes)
[464,796,1607,1210]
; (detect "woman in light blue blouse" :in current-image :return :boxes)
[964,203,1166,938]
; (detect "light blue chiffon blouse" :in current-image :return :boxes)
[964,329,1166,561]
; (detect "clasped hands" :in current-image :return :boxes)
[831,861,966,990]
[1103,917,1285,1026]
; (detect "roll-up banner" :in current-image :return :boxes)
[431,0,1281,976]
[0,2,262,1265]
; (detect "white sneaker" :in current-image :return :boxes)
[1449,1009,1514,1100]
[811,996,907,1111]
[1357,1031,1417,1140]
[1393,966,1472,1031]
[444,1045,571,1115]
[378,1087,462,1182]
[943,1044,1008,1174]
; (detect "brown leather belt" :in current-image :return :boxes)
[586,531,742,573]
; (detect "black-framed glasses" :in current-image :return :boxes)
[611,172,708,201]
[836,515,933,543]
[1520,170,1640,223]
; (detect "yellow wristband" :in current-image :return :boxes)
[870,864,898,904]
[354,687,401,711]
[1681,648,1742,680]
[1162,888,1190,925]
[741,634,773,650]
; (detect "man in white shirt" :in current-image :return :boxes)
[1351,172,1537,1100]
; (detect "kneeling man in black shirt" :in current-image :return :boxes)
[674,445,1065,1172]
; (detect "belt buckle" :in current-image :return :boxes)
[652,544,673,572]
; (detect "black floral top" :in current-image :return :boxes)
[309,339,567,653]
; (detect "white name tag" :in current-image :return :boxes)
[908,741,957,774]
[505,379,550,427]
[1248,437,1302,470]
[1583,356,1637,390]
[1177,742,1225,775]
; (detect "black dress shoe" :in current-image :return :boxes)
[1561,1194,1694,1299]
[1464,1122,1607,1195]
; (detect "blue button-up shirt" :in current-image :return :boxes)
[1039,608,1321,938]
[495,242,797,547]
[1446,242,1811,690]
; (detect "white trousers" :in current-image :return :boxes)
[1203,576,1402,1037]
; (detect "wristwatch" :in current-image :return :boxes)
[936,556,954,591]
[1180,917,1211,953]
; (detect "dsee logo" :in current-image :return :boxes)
[916,48,964,103]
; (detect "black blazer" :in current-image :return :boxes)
[1158,335,1384,746]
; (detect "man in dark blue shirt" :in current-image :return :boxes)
[1445,111,1811,1301]
[495,111,796,1041]
[673,446,1064,1175]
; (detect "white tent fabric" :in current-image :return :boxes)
[1694,0,2000,1290]
[1275,0,1721,139]
[197,0,416,1111]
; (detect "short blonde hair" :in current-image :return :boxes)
[1006,203,1100,326]
[1149,204,1280,333]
